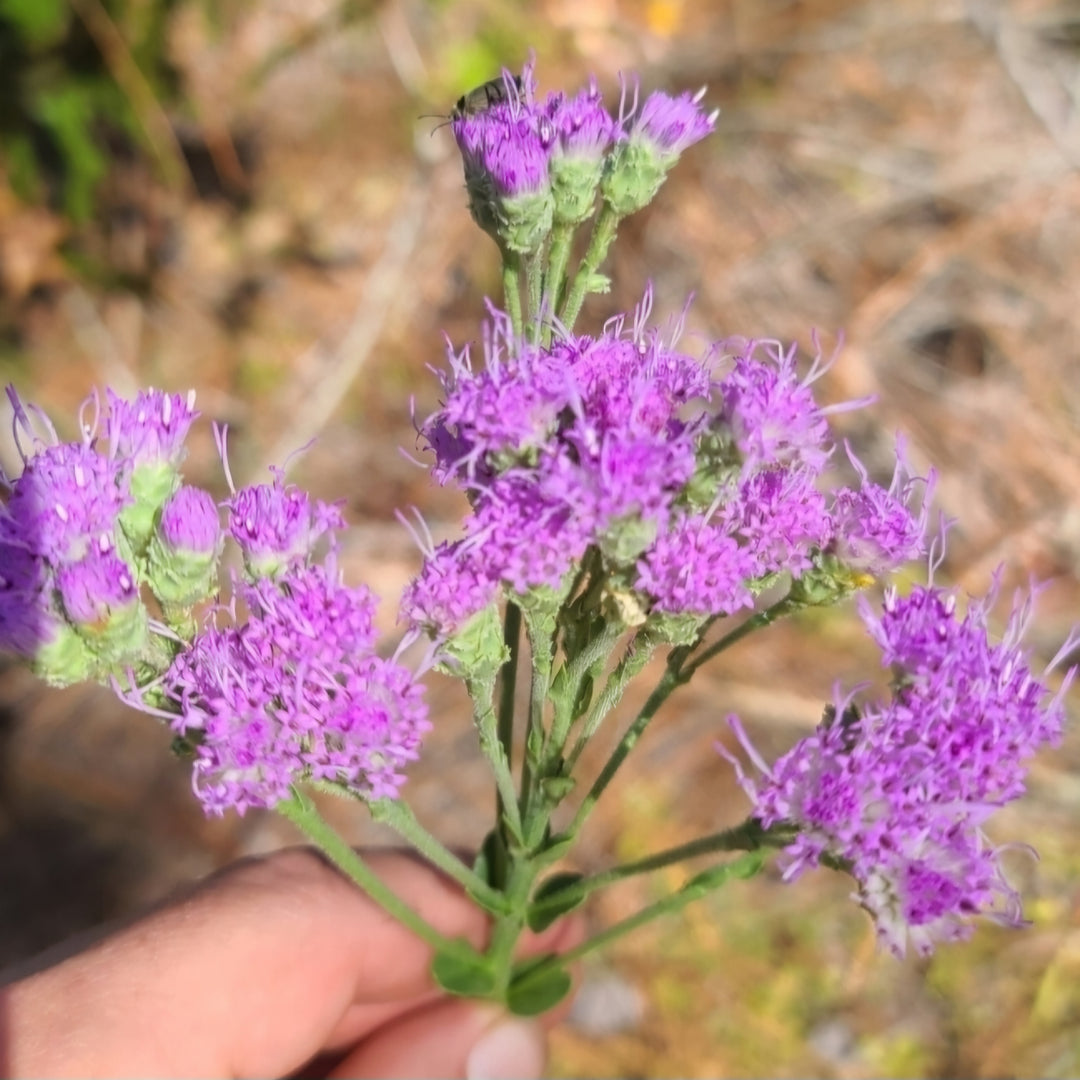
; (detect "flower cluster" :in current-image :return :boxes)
[404,297,928,644]
[0,387,200,684]
[725,576,1075,957]
[164,561,429,815]
[1,386,429,816]
[450,62,715,252]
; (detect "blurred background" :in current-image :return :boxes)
[1,0,1080,1074]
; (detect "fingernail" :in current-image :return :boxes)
[466,1017,547,1080]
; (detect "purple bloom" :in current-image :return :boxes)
[548,81,616,160]
[160,485,222,556]
[827,443,931,575]
[0,538,51,655]
[4,440,129,565]
[56,546,139,629]
[636,512,756,616]
[105,388,199,469]
[724,576,1074,957]
[166,562,428,815]
[401,538,499,638]
[717,340,833,474]
[630,87,717,157]
[227,473,346,578]
[723,466,832,579]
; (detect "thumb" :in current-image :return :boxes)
[327,1001,547,1080]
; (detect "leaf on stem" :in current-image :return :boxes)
[432,942,498,998]
[507,955,573,1016]
[527,871,586,932]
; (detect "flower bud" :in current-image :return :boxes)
[147,485,223,608]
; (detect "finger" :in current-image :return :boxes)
[3,847,490,1078]
[325,1002,547,1080]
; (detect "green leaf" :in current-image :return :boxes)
[507,956,572,1016]
[432,943,497,998]
[539,774,575,804]
[527,871,585,932]
[684,851,767,894]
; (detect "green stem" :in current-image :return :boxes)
[369,797,507,913]
[565,632,659,772]
[277,790,462,956]
[525,249,544,341]
[473,690,524,844]
[568,644,692,837]
[544,222,575,336]
[558,204,620,331]
[519,611,555,828]
[497,603,522,777]
[682,594,799,680]
[515,851,769,992]
[547,620,626,756]
[529,819,790,920]
[502,255,524,339]
[486,856,541,995]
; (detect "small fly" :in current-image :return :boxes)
[451,74,523,120]
[422,74,524,133]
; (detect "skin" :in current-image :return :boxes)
[0,848,583,1079]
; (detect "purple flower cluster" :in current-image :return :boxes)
[0,387,197,679]
[449,62,714,244]
[406,300,928,640]
[2,385,430,816]
[164,561,429,816]
[725,578,1075,957]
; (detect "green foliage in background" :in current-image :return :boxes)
[0,0,182,221]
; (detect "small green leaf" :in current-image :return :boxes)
[583,272,611,294]
[432,944,497,998]
[684,851,766,893]
[539,775,575,804]
[527,872,585,932]
[507,956,572,1016]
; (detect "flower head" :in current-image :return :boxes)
[166,562,428,815]
[602,83,717,216]
[724,575,1073,957]
[227,473,346,579]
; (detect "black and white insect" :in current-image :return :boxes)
[450,74,523,120]
[422,74,524,133]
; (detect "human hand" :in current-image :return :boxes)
[0,847,583,1078]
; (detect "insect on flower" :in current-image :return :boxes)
[451,74,524,119]
[421,74,525,133]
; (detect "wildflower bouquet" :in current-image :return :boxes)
[1,59,1075,1017]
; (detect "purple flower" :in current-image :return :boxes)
[227,472,346,578]
[723,466,832,579]
[105,388,199,469]
[450,64,555,252]
[602,83,717,215]
[826,442,931,575]
[4,440,129,565]
[636,512,756,616]
[401,538,499,638]
[0,537,51,655]
[56,546,139,629]
[724,576,1075,957]
[166,562,428,815]
[548,81,616,160]
[631,87,717,157]
[159,485,222,556]
[717,340,833,474]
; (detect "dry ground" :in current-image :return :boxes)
[2,1,1080,1076]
